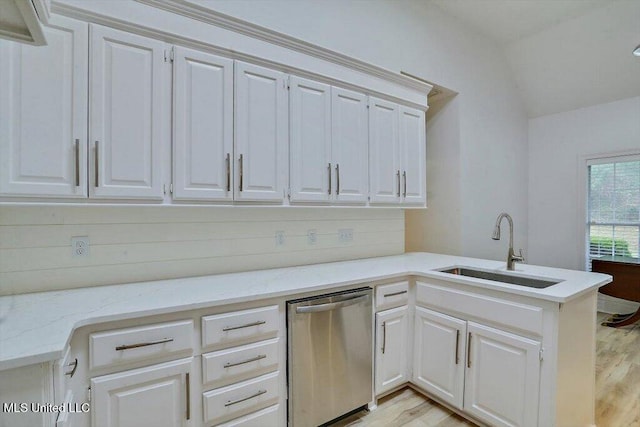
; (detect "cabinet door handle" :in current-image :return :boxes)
[94,141,99,187]
[224,389,267,407]
[74,139,80,187]
[64,358,78,378]
[238,154,243,191]
[467,332,472,368]
[396,170,401,197]
[225,153,231,192]
[115,338,173,351]
[222,320,266,332]
[403,171,407,198]
[328,163,332,195]
[382,321,387,354]
[224,354,267,368]
[455,330,460,365]
[185,372,190,420]
[335,163,340,195]
[384,290,407,298]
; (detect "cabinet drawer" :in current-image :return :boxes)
[89,320,193,370]
[202,305,279,349]
[376,281,409,310]
[202,338,279,388]
[203,371,280,425]
[416,281,543,336]
[218,404,281,427]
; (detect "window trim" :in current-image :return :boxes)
[579,150,640,270]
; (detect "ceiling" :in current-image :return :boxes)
[430,0,610,45]
[430,0,640,117]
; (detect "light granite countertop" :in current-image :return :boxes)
[0,252,611,371]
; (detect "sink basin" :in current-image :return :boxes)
[438,267,561,289]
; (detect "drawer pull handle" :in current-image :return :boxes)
[115,338,173,351]
[224,354,267,368]
[64,358,78,378]
[454,330,460,365]
[384,290,408,298]
[225,389,267,407]
[222,320,266,332]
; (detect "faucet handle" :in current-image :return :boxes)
[516,249,525,262]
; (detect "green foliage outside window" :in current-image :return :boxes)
[589,236,633,257]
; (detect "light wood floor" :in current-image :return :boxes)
[332,312,640,427]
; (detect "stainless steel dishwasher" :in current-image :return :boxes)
[287,287,373,426]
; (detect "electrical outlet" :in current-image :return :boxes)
[71,236,89,257]
[275,231,285,246]
[307,229,317,245]
[338,228,354,242]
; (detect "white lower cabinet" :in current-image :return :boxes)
[91,357,194,427]
[412,306,541,427]
[375,305,409,394]
[412,306,466,409]
[464,321,541,427]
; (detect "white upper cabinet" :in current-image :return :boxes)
[289,76,332,203]
[399,106,426,205]
[234,61,288,202]
[89,24,166,200]
[331,87,369,204]
[369,98,400,204]
[0,16,88,198]
[369,100,426,206]
[173,47,233,201]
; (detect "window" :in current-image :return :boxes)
[587,156,640,269]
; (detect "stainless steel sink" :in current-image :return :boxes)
[439,267,561,289]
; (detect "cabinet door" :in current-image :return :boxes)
[89,24,165,200]
[91,358,193,427]
[413,307,466,409]
[368,97,400,204]
[234,61,288,202]
[375,306,409,395]
[464,322,541,427]
[399,106,426,205]
[289,76,332,203]
[331,87,368,204]
[173,47,233,201]
[0,16,87,198]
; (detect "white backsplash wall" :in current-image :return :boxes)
[0,206,404,295]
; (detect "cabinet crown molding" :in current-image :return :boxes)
[133,0,432,94]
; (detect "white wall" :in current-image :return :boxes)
[199,0,528,261]
[0,206,403,295]
[528,96,640,270]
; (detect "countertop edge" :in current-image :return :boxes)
[0,253,611,371]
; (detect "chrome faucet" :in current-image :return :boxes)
[492,212,525,270]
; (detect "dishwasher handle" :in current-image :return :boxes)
[295,294,369,314]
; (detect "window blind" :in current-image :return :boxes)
[587,155,640,270]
